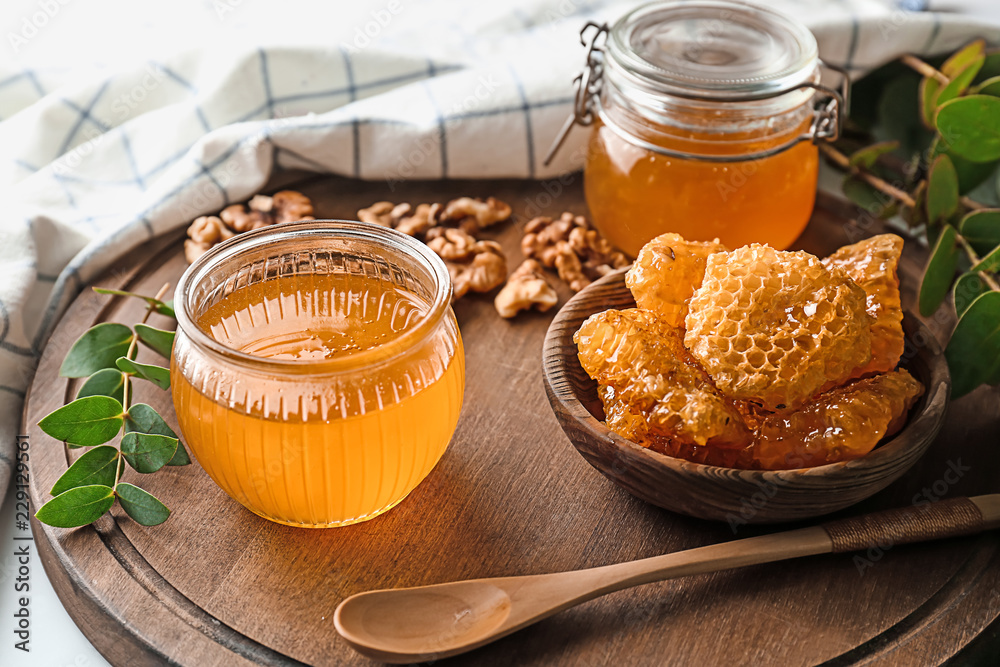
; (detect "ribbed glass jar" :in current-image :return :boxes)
[170,221,464,528]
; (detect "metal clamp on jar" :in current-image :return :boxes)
[545,1,849,255]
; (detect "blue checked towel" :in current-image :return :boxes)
[0,0,997,496]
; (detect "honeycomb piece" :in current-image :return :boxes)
[751,369,924,470]
[684,245,873,411]
[598,384,754,468]
[822,234,905,376]
[625,233,727,328]
[575,308,750,447]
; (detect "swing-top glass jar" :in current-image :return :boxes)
[554,1,847,256]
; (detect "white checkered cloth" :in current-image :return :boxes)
[0,0,996,495]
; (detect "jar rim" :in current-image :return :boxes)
[174,220,454,376]
[607,0,819,100]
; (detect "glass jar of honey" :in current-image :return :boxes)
[171,221,464,528]
[548,1,847,256]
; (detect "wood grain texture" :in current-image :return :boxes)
[541,271,950,523]
[23,175,1000,666]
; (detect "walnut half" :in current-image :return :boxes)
[494,259,558,318]
[426,229,507,299]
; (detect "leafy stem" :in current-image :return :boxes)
[114,282,170,492]
[818,143,917,208]
[37,283,185,528]
[827,41,1000,397]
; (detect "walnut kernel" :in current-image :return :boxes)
[441,196,512,229]
[494,259,559,318]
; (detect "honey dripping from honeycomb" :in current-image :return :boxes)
[574,232,923,470]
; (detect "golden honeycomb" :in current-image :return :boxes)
[625,233,727,328]
[750,369,924,470]
[575,308,750,447]
[822,234,905,376]
[683,244,873,411]
[598,383,753,468]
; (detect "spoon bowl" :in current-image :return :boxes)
[335,580,513,661]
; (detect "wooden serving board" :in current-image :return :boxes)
[24,174,1000,666]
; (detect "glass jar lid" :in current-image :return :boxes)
[608,0,819,99]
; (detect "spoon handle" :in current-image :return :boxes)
[538,494,1000,607]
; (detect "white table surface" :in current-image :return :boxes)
[0,1,995,665]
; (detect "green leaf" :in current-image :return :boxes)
[50,446,120,496]
[59,323,133,378]
[926,154,960,224]
[123,403,190,466]
[936,95,1000,163]
[944,41,986,78]
[959,209,1000,255]
[93,288,175,318]
[38,396,124,447]
[972,244,1000,272]
[932,138,998,194]
[954,272,992,318]
[121,432,178,474]
[919,225,961,316]
[115,483,171,526]
[946,291,1000,397]
[134,324,175,358]
[166,441,191,466]
[902,181,928,230]
[849,141,899,169]
[936,55,985,108]
[116,357,170,390]
[973,51,1000,84]
[124,403,176,436]
[76,368,125,404]
[973,75,1000,97]
[920,76,942,129]
[35,485,115,528]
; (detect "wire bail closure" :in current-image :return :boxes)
[542,22,609,167]
[543,22,850,167]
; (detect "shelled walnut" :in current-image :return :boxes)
[440,197,512,230]
[220,190,315,232]
[494,259,558,318]
[184,190,315,263]
[184,215,235,263]
[521,212,628,292]
[426,227,507,299]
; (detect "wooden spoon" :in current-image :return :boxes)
[335,495,1000,663]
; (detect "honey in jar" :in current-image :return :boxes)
[171,221,464,528]
[554,1,845,256]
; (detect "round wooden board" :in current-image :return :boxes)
[24,174,1000,666]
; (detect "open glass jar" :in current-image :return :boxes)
[171,221,464,528]
[549,1,847,256]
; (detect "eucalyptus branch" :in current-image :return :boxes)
[113,282,171,492]
[819,143,917,208]
[36,283,183,528]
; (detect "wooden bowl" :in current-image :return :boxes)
[541,269,951,524]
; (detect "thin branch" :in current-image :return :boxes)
[819,143,917,208]
[114,282,171,491]
[960,196,988,212]
[956,234,1000,291]
[901,55,950,85]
